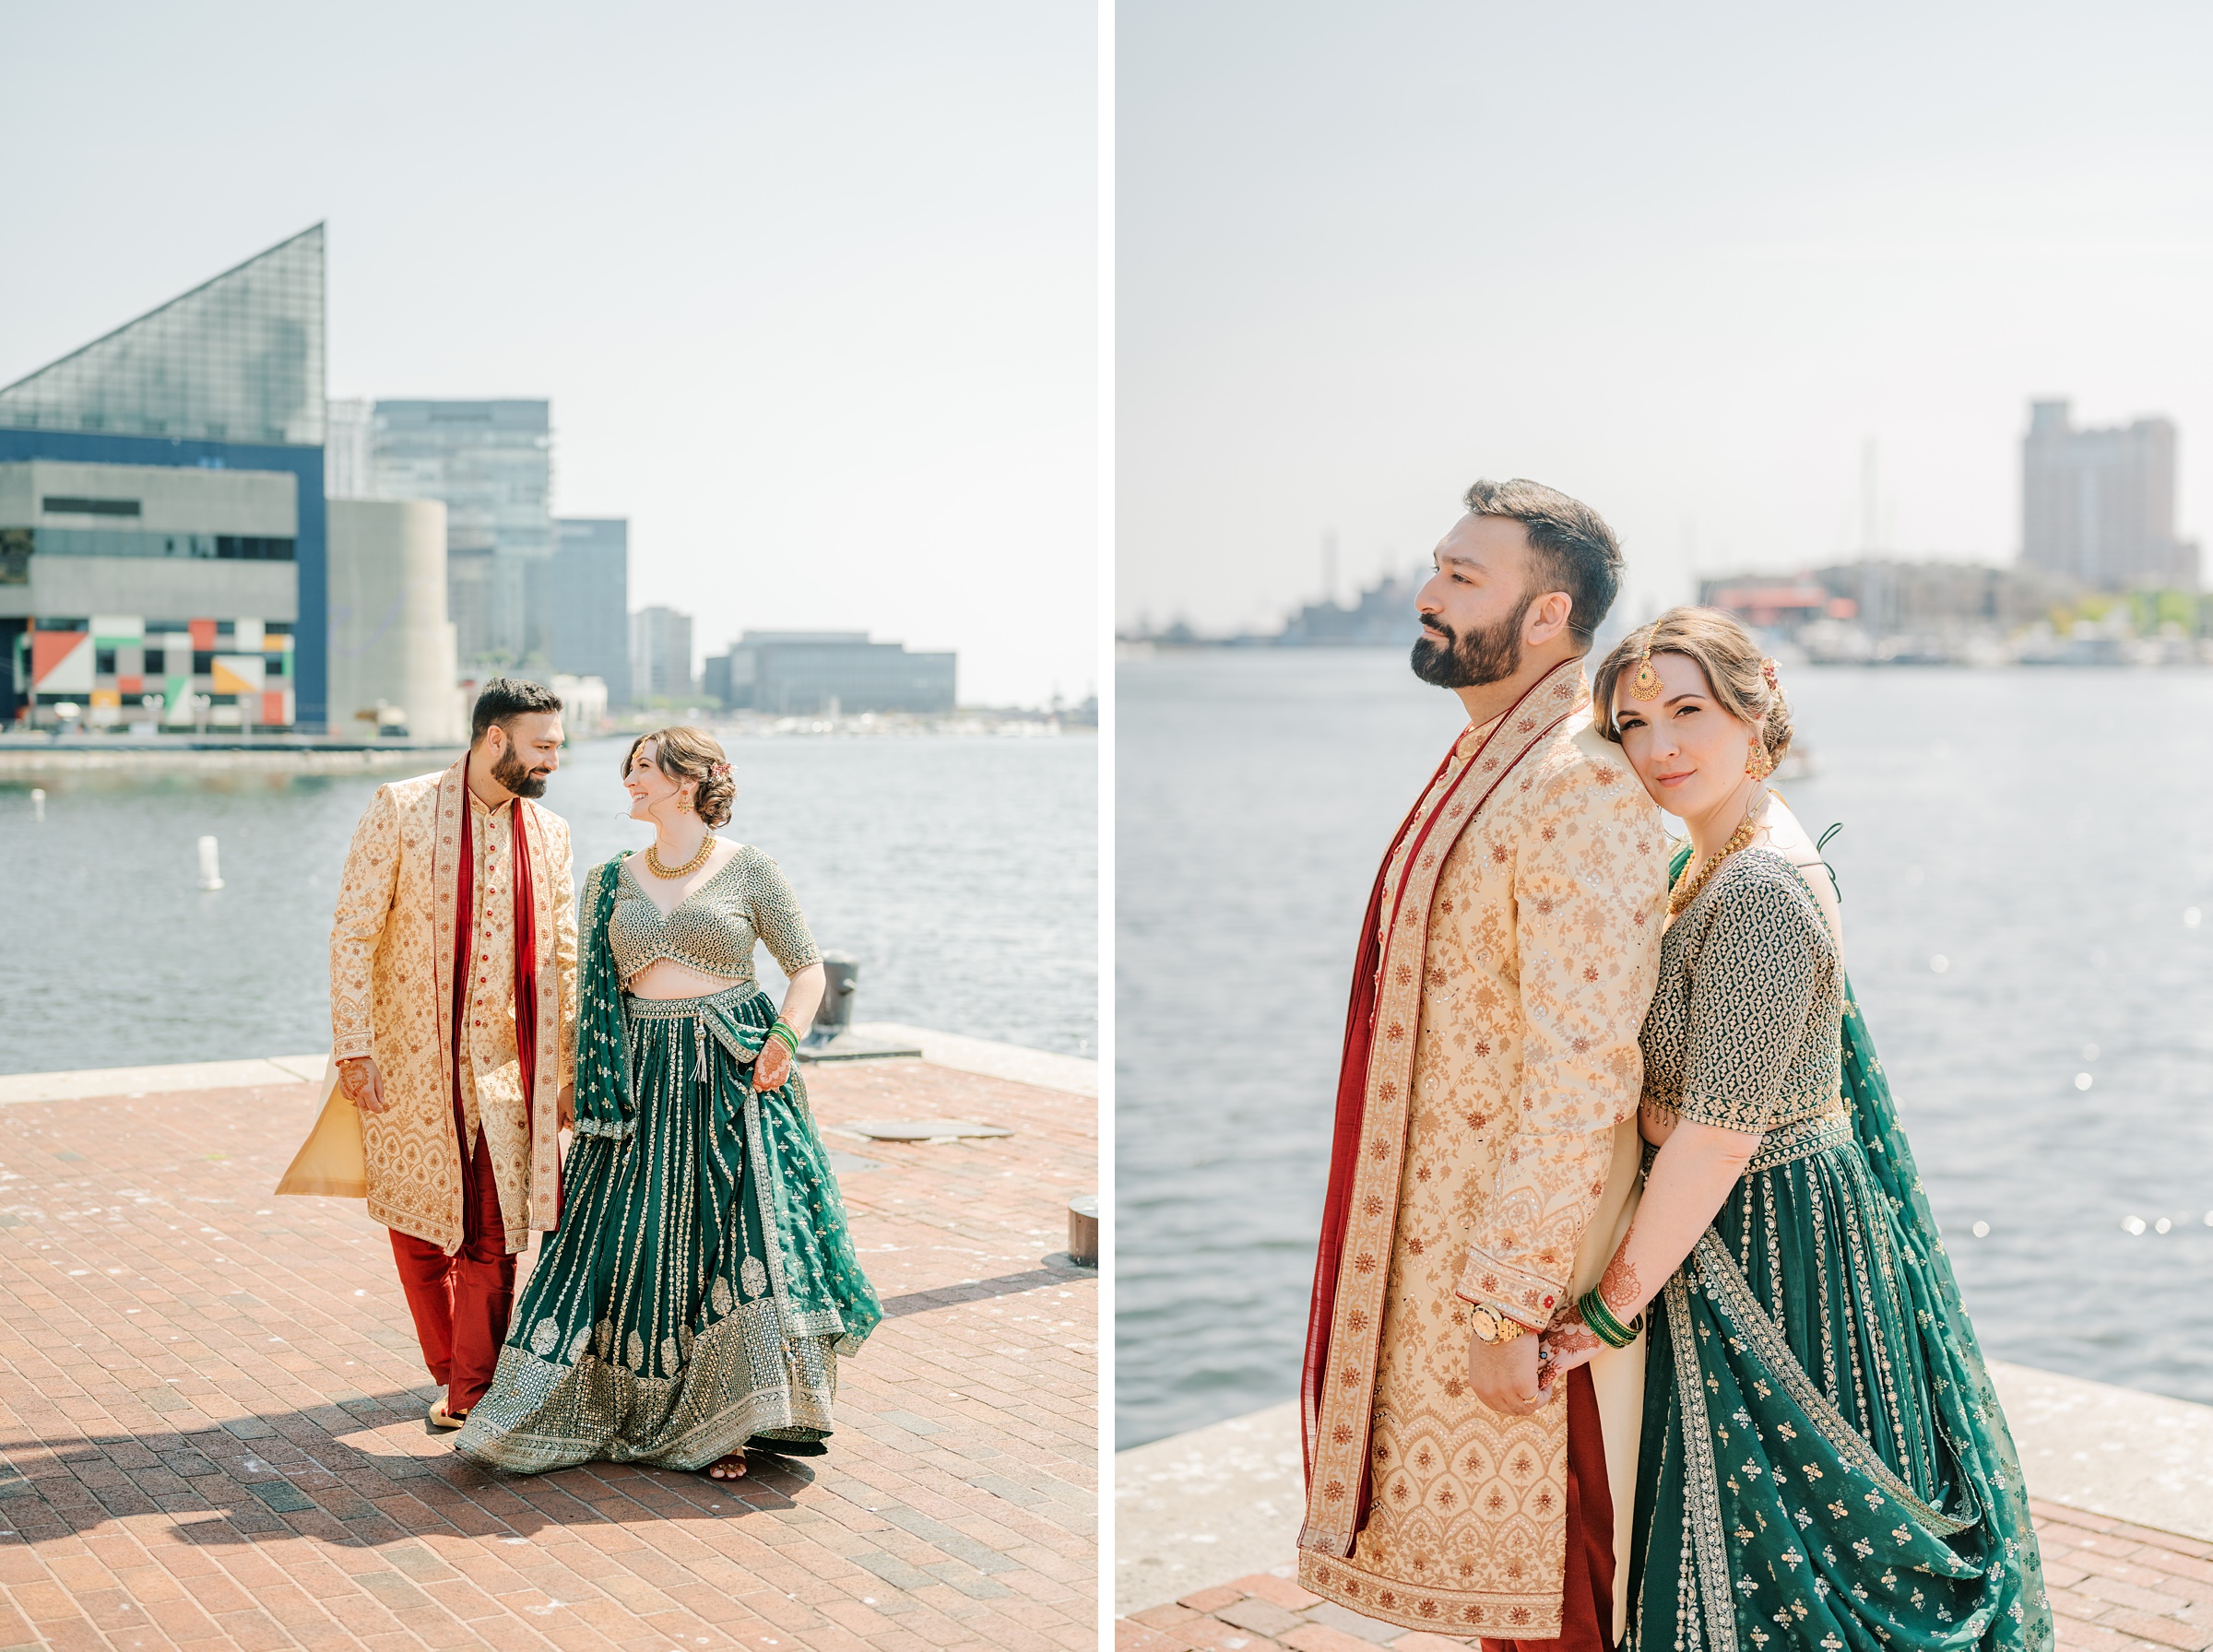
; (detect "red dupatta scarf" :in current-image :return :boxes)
[1299,660,1587,1556]
[444,780,558,1248]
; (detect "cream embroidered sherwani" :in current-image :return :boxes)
[330,762,579,1255]
[1301,664,1667,1635]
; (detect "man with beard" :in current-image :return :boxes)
[328,678,579,1429]
[1299,480,1666,1650]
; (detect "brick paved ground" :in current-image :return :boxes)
[0,1057,1098,1652]
[1117,1500,2213,1652]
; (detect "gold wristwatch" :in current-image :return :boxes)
[1469,1303,1529,1345]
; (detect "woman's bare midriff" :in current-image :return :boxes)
[625,959,752,1000]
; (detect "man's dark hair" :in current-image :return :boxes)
[469,677,563,744]
[1462,478,1624,648]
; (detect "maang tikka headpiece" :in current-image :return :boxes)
[1628,637,1663,701]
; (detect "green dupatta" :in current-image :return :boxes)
[1630,840,2051,1652]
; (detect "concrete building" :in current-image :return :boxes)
[707,630,957,714]
[325,498,464,743]
[550,518,629,706]
[368,400,553,670]
[2023,400,2199,590]
[0,224,328,729]
[630,606,694,703]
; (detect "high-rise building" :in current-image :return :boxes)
[368,400,552,668]
[550,518,629,706]
[630,606,693,703]
[0,224,328,730]
[706,631,956,714]
[2022,399,2200,590]
[325,397,373,499]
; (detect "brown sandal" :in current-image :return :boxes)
[704,1450,748,1481]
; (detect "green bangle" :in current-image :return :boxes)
[1578,1289,1642,1349]
[768,1021,799,1055]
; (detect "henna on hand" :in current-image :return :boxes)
[1542,1307,1603,1364]
[1599,1245,1643,1316]
[753,1044,792,1092]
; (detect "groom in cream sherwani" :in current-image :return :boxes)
[327,677,578,1430]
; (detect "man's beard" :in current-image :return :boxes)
[491,746,550,798]
[1410,596,1533,689]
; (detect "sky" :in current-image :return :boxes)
[1120,2,2213,635]
[1,2,1096,708]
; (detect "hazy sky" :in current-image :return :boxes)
[1121,2,2213,633]
[2,2,1095,707]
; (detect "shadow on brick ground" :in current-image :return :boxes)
[1,1387,832,1553]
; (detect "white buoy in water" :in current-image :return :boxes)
[30,788,44,822]
[196,835,224,891]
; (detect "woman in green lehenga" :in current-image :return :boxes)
[457,726,881,1481]
[1538,610,2050,1652]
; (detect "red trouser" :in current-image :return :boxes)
[388,1127,515,1414]
[1483,1363,1616,1652]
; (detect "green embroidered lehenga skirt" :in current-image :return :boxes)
[456,983,882,1473]
[1628,987,2052,1652]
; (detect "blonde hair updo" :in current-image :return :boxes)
[1591,606,1793,772]
[624,726,737,829]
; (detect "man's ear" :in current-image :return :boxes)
[1524,590,1574,646]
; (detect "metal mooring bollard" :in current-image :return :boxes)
[806,952,860,1047]
[1067,1195,1098,1267]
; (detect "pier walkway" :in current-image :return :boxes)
[1117,1373,2213,1652]
[0,1039,1097,1652]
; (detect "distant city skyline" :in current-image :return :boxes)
[2,3,1095,708]
[1121,1,2213,635]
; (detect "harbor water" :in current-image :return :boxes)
[1118,650,2213,1447]
[0,733,1096,1075]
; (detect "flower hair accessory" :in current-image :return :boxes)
[1760,658,1780,691]
[1628,638,1663,702]
[709,761,731,779]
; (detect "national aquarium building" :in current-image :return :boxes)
[0,225,327,731]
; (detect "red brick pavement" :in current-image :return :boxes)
[0,1058,1098,1651]
[1117,1502,2213,1652]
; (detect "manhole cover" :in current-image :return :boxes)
[827,1151,886,1174]
[848,1119,1013,1141]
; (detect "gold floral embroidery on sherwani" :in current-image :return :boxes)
[330,762,579,1254]
[1300,663,1667,1636]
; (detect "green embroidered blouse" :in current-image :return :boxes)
[1640,847,1843,1138]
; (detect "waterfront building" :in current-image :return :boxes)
[2022,399,2200,590]
[1700,559,2081,666]
[706,630,957,714]
[631,606,694,703]
[326,498,465,742]
[550,672,610,737]
[550,518,630,706]
[0,225,328,730]
[368,399,553,671]
[1276,569,1426,646]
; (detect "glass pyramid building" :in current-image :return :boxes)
[0,224,325,447]
[0,225,330,730]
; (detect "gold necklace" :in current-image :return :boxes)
[645,835,716,879]
[1668,804,1759,918]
